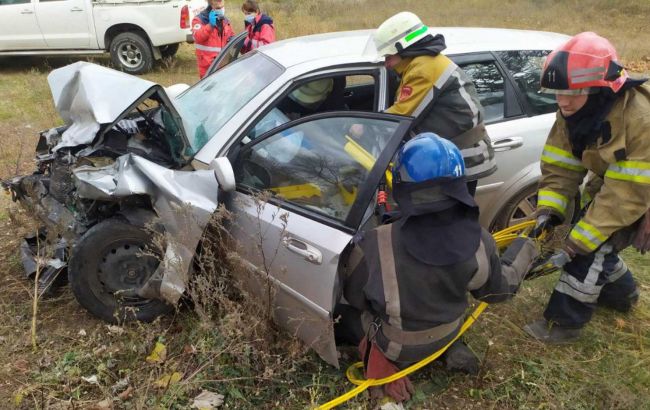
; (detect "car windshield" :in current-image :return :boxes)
[174,53,284,154]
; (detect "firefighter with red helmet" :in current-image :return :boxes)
[192,0,235,78]
[241,0,275,54]
[524,32,650,343]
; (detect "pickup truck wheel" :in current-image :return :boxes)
[110,32,153,74]
[68,218,173,323]
[160,43,180,59]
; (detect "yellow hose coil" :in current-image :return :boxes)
[317,220,536,409]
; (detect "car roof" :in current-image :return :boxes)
[259,28,571,68]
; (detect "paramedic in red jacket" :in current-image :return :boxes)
[192,0,235,78]
[241,0,275,53]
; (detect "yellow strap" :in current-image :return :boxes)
[343,135,393,189]
[270,183,321,200]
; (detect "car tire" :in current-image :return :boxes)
[159,43,180,59]
[490,184,540,232]
[109,32,153,75]
[490,184,579,231]
[68,218,173,324]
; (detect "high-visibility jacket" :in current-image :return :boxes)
[192,8,235,78]
[386,55,496,181]
[343,226,537,363]
[242,13,275,54]
[537,84,650,254]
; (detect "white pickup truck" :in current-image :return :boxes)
[0,0,195,74]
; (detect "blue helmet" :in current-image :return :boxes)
[393,133,465,183]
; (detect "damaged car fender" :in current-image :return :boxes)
[73,153,222,305]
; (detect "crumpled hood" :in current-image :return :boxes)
[47,62,186,152]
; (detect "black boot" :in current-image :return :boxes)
[442,340,479,375]
[597,288,639,313]
[523,319,581,344]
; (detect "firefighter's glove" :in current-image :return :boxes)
[208,10,218,27]
[530,214,562,239]
[549,240,581,269]
[548,249,572,269]
[633,208,650,254]
[359,337,414,402]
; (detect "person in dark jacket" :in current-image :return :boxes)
[338,133,539,403]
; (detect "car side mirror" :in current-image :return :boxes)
[210,157,236,192]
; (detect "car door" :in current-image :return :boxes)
[34,0,92,48]
[0,0,47,50]
[224,112,412,367]
[205,31,248,76]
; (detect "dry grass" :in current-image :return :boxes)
[1,0,650,408]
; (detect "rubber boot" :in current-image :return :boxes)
[523,319,581,344]
[597,288,639,313]
[442,340,480,375]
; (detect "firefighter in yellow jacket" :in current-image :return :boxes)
[524,32,650,343]
[372,12,497,192]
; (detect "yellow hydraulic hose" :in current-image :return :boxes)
[316,220,536,410]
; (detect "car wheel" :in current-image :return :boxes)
[68,218,172,323]
[159,43,180,59]
[110,32,153,75]
[491,184,579,231]
[491,184,539,231]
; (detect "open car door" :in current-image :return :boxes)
[224,112,412,366]
[205,31,248,76]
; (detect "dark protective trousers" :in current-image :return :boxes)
[544,243,638,328]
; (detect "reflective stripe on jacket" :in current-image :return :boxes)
[538,84,650,254]
[386,55,496,180]
[242,13,275,54]
[343,225,537,363]
[192,11,235,78]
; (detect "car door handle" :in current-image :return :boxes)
[21,9,34,14]
[493,137,524,152]
[282,236,323,265]
[70,6,83,11]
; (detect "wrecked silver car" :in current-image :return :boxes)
[6,33,422,367]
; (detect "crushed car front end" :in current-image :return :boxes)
[4,62,221,323]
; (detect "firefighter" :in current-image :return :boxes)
[192,0,235,78]
[373,11,497,193]
[340,133,539,403]
[241,0,275,54]
[524,32,650,343]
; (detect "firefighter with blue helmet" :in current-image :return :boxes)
[338,133,539,403]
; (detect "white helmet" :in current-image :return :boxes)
[374,12,430,57]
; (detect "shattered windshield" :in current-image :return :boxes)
[174,53,284,154]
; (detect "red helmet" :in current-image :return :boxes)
[540,32,628,95]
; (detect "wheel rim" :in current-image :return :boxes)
[507,193,538,227]
[117,43,143,69]
[93,238,160,307]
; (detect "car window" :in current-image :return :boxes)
[247,73,378,141]
[207,32,248,75]
[460,61,505,123]
[496,50,558,115]
[173,53,283,155]
[234,116,398,222]
[0,0,29,4]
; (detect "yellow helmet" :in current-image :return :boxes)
[289,79,334,108]
[374,12,430,57]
